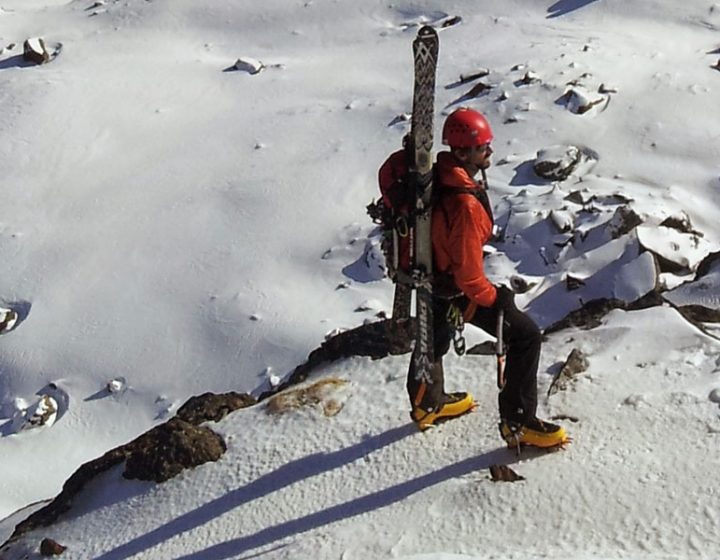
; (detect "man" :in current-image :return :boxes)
[407,107,567,448]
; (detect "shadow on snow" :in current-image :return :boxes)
[547,0,601,18]
[94,425,517,560]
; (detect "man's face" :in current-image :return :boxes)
[457,143,493,176]
[468,143,493,170]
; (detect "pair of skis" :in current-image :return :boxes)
[394,27,506,390]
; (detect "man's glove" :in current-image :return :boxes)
[494,285,515,311]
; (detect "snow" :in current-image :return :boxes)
[0,0,719,558]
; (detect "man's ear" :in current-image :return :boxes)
[452,148,469,163]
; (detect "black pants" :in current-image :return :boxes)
[406,296,540,422]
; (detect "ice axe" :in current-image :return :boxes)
[496,309,506,390]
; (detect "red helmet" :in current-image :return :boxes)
[442,107,494,148]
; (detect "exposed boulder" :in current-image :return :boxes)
[231,57,264,74]
[559,85,607,114]
[534,145,581,181]
[0,307,19,333]
[636,225,712,274]
[606,206,643,239]
[123,418,226,483]
[543,292,664,334]
[660,211,703,237]
[11,395,58,433]
[258,318,413,401]
[5,391,255,542]
[533,145,597,182]
[23,38,50,64]
[549,209,574,233]
[664,250,720,321]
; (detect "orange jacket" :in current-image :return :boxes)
[432,151,497,308]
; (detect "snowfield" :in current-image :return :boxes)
[1,0,719,558]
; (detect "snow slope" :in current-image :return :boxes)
[1,0,719,558]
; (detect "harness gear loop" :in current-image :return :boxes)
[395,215,409,238]
[447,302,466,356]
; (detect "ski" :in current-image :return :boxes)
[409,26,439,385]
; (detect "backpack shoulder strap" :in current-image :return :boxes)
[434,185,494,227]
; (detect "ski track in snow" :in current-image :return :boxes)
[1,0,720,558]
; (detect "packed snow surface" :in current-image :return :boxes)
[1,0,719,558]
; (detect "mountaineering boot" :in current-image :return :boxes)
[499,417,568,449]
[411,392,476,431]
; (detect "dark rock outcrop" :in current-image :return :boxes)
[5,392,254,544]
[176,392,256,425]
[123,418,226,483]
[23,38,50,64]
[258,318,413,401]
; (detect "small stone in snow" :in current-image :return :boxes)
[534,145,582,181]
[107,378,126,393]
[490,464,525,482]
[709,388,720,404]
[233,57,264,74]
[40,537,67,556]
[23,37,50,65]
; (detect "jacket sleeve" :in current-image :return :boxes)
[447,200,497,307]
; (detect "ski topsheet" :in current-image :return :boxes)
[409,26,439,385]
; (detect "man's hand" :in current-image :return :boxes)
[494,285,515,311]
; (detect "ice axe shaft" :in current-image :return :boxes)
[496,309,506,390]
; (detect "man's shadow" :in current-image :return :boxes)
[94,424,518,560]
[547,0,601,18]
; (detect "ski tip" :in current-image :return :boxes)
[416,25,438,39]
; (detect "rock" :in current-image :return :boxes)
[549,209,574,233]
[0,307,18,333]
[709,388,720,404]
[12,395,59,432]
[606,206,643,238]
[462,81,492,99]
[106,377,126,394]
[696,251,720,278]
[490,464,525,482]
[23,38,50,65]
[5,392,243,542]
[517,70,540,85]
[564,189,595,205]
[660,212,702,237]
[664,251,720,316]
[636,225,712,273]
[565,274,586,291]
[509,275,535,294]
[533,145,581,181]
[123,418,226,483]
[175,392,256,425]
[560,86,606,114]
[548,348,590,395]
[232,57,264,74]
[40,538,66,556]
